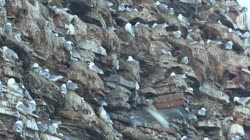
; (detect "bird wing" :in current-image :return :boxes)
[6,48,18,59]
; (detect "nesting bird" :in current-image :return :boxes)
[170,72,176,77]
[88,62,104,74]
[30,63,42,73]
[2,46,19,62]
[127,56,136,62]
[161,49,172,56]
[128,116,138,128]
[168,8,175,15]
[124,23,135,37]
[231,135,241,140]
[66,80,78,90]
[7,78,23,94]
[135,22,149,27]
[48,123,59,134]
[118,3,126,11]
[16,101,33,114]
[198,107,206,116]
[233,96,250,106]
[4,22,12,33]
[135,82,140,91]
[37,121,48,132]
[152,23,168,28]
[172,31,182,38]
[185,106,198,121]
[28,100,37,112]
[225,41,233,50]
[105,1,113,7]
[181,56,189,64]
[13,120,23,134]
[64,41,73,51]
[59,84,67,94]
[39,69,50,79]
[98,100,113,124]
[207,40,223,45]
[14,33,22,42]
[155,1,169,13]
[178,14,190,27]
[48,74,63,82]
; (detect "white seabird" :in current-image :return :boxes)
[64,41,73,51]
[124,23,135,37]
[30,63,42,73]
[178,14,190,27]
[161,49,172,56]
[2,46,19,62]
[14,33,22,42]
[168,7,175,15]
[181,56,189,64]
[127,56,135,62]
[48,74,63,82]
[13,120,23,133]
[67,80,78,90]
[7,78,23,94]
[39,69,50,79]
[170,72,176,77]
[152,23,168,28]
[105,1,113,7]
[4,22,12,33]
[155,1,168,13]
[118,3,126,11]
[88,62,104,74]
[37,121,48,132]
[59,84,67,94]
[172,31,182,38]
[128,116,138,128]
[198,107,206,116]
[16,101,32,115]
[225,41,233,50]
[206,40,223,45]
[98,105,113,124]
[233,96,250,106]
[48,123,59,134]
[28,100,37,112]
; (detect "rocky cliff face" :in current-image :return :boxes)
[0,0,250,140]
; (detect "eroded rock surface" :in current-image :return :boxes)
[0,0,250,140]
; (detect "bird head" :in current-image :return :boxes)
[155,1,160,5]
[66,41,73,45]
[201,107,206,112]
[16,120,23,126]
[7,78,16,85]
[32,63,39,68]
[6,22,11,26]
[61,84,67,88]
[88,62,95,67]
[127,56,133,61]
[67,80,72,84]
[44,69,49,73]
[29,100,36,106]
[233,96,240,102]
[170,72,176,77]
[3,46,8,51]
